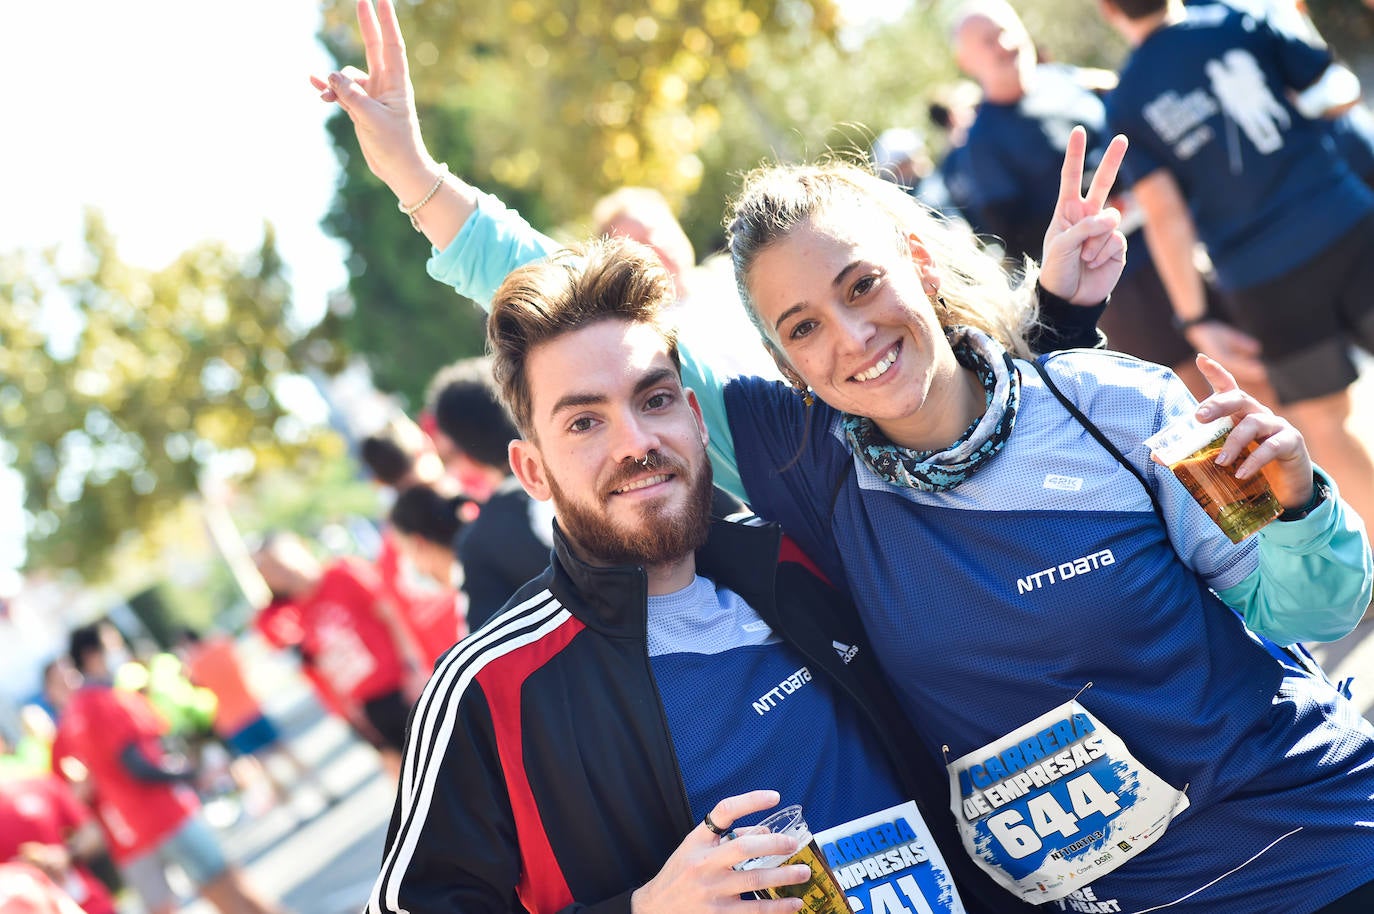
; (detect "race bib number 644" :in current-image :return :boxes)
[947,700,1189,904]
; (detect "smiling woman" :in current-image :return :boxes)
[324,1,1374,909]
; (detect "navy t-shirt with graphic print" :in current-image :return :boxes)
[1105,3,1374,290]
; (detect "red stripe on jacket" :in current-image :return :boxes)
[476,615,586,914]
[778,535,831,587]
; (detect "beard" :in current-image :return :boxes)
[547,447,714,569]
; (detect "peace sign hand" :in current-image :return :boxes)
[1040,126,1130,306]
[309,0,442,205]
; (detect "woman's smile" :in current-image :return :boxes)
[849,340,903,384]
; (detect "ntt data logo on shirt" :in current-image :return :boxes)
[1016,549,1115,594]
[752,666,812,715]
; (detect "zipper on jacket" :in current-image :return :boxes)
[637,572,697,832]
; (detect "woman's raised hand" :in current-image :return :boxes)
[1040,126,1129,306]
[310,0,443,205]
[1192,354,1314,511]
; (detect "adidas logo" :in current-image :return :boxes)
[833,641,859,665]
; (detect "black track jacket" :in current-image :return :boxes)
[367,507,1033,914]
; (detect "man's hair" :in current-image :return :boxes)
[68,623,104,674]
[390,485,470,547]
[424,357,519,471]
[1104,0,1166,19]
[359,423,421,487]
[487,238,680,436]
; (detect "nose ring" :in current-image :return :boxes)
[637,454,651,468]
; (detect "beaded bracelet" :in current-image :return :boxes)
[398,164,449,231]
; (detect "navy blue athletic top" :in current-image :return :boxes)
[1106,4,1373,290]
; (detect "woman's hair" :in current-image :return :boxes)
[390,485,470,547]
[725,159,1041,361]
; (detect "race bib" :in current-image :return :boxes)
[947,701,1188,904]
[814,801,966,914]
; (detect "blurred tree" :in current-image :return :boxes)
[0,213,346,580]
[319,93,553,407]
[1016,0,1129,71]
[317,0,844,402]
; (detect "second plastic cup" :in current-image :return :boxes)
[732,805,850,914]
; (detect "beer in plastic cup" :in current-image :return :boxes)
[1145,412,1281,543]
[733,805,850,914]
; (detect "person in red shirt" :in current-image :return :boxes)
[372,530,465,671]
[252,533,414,779]
[0,739,115,914]
[0,862,87,914]
[54,625,283,914]
[251,597,360,726]
[359,421,468,669]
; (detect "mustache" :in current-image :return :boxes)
[605,450,684,493]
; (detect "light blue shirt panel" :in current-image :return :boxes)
[425,191,748,503]
[425,191,562,308]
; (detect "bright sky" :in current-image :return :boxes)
[1,0,351,583]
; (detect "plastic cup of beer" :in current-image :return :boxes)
[1144,412,1281,543]
[732,805,849,914]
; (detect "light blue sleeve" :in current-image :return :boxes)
[425,191,563,307]
[423,190,753,505]
[679,343,745,505]
[1216,468,1373,646]
[1048,351,1372,647]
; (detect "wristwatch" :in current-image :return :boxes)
[1278,473,1330,522]
[1170,313,1211,333]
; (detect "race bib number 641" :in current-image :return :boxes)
[947,700,1189,904]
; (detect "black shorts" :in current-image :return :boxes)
[1221,213,1374,404]
[361,689,412,753]
[1099,259,1195,370]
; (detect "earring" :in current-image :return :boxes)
[794,384,815,408]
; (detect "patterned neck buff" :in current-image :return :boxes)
[842,326,1020,492]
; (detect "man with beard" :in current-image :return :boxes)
[366,238,1025,914]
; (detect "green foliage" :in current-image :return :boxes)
[0,213,345,579]
[1017,0,1129,71]
[319,92,553,407]
[230,451,386,540]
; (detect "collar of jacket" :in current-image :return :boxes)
[547,493,783,637]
